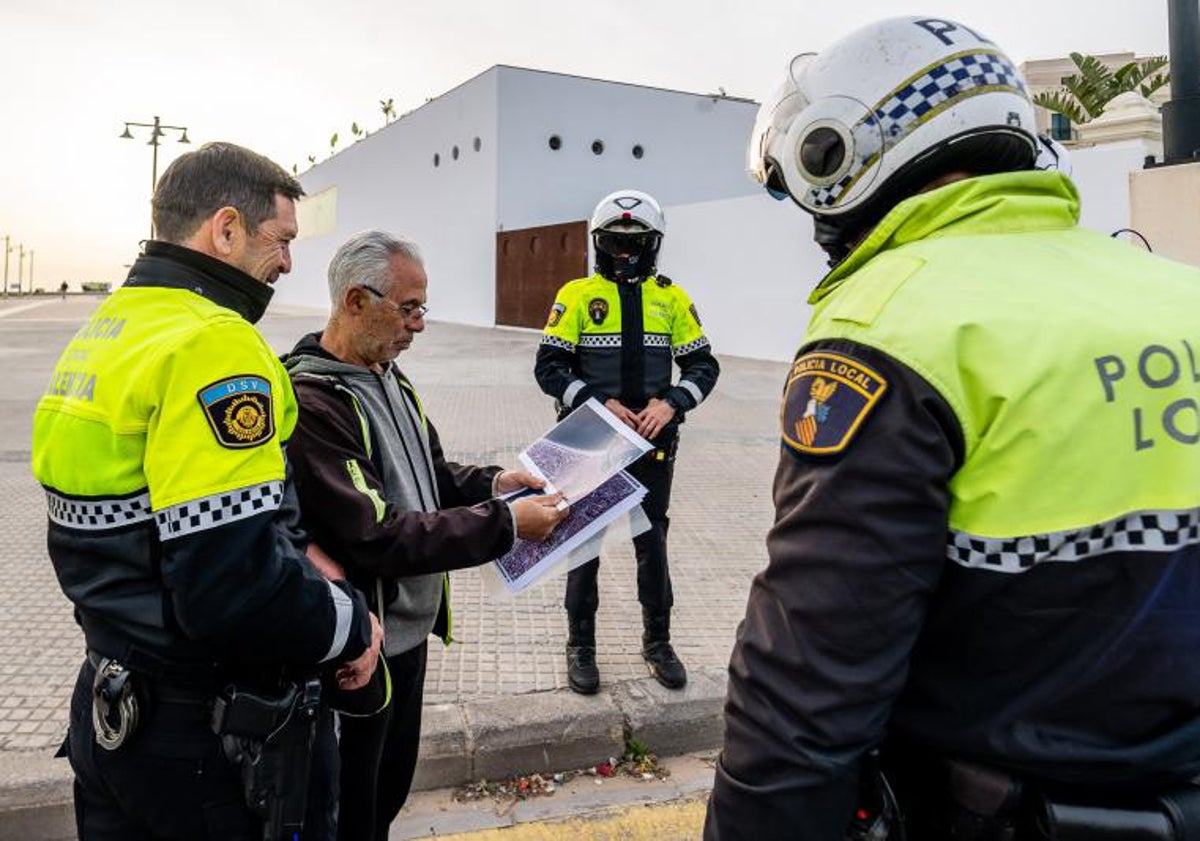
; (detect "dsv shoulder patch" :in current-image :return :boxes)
[197,376,275,449]
[781,352,887,455]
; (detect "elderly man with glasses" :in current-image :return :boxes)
[283,229,566,841]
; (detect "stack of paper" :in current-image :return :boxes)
[490,399,651,593]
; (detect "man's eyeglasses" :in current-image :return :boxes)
[361,284,429,320]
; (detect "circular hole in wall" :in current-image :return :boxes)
[548,134,562,151]
[473,136,482,152]
[433,153,440,167]
[632,144,644,159]
[591,140,605,155]
[452,145,460,160]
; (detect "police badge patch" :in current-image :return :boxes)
[781,352,887,455]
[197,376,275,449]
[588,298,609,325]
[546,302,566,328]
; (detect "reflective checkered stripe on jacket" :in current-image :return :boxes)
[947,508,1200,573]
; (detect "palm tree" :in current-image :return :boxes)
[1034,52,1170,125]
[379,98,396,124]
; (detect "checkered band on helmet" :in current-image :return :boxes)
[808,50,1027,210]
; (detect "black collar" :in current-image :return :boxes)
[122,241,274,324]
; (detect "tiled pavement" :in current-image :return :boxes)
[0,294,789,755]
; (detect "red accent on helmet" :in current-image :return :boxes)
[622,212,632,219]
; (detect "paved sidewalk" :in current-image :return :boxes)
[0,294,790,835]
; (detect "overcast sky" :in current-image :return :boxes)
[2,0,1171,291]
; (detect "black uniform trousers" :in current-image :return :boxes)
[336,640,428,841]
[565,434,677,618]
[69,658,337,841]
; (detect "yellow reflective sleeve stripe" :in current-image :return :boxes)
[345,459,387,524]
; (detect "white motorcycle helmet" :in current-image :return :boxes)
[749,16,1037,259]
[590,189,665,282]
[1034,133,1073,177]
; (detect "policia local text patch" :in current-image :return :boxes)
[197,376,275,449]
[782,352,888,455]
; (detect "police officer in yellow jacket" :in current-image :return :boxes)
[535,189,719,694]
[707,16,1200,841]
[32,142,380,840]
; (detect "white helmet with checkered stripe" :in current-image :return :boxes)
[748,16,1037,217]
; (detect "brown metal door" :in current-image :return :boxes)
[495,221,588,328]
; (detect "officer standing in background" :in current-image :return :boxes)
[32,142,380,840]
[707,16,1200,840]
[535,189,719,694]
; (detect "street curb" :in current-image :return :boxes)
[0,753,75,841]
[0,669,728,838]
[412,666,728,790]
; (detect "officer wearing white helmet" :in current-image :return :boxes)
[536,189,719,694]
[707,16,1200,841]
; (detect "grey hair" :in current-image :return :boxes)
[327,230,424,306]
[152,142,304,243]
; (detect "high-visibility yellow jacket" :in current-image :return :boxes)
[31,241,369,673]
[534,272,719,434]
[713,171,1200,837]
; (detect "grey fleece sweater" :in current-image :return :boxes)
[285,340,512,656]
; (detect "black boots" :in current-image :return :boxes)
[566,617,600,695]
[566,613,687,693]
[642,610,687,689]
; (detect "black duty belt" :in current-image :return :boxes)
[86,649,213,705]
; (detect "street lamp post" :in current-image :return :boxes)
[1163,0,1200,163]
[120,116,190,239]
[28,250,34,295]
[17,246,25,296]
[2,236,10,298]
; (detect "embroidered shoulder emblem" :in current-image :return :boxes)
[546,302,566,328]
[197,376,275,449]
[588,298,609,325]
[781,352,887,455]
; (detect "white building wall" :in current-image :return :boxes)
[495,67,760,232]
[1070,143,1148,237]
[660,194,827,362]
[278,70,500,327]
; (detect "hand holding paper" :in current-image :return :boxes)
[487,399,653,594]
[494,468,547,495]
[511,493,567,541]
